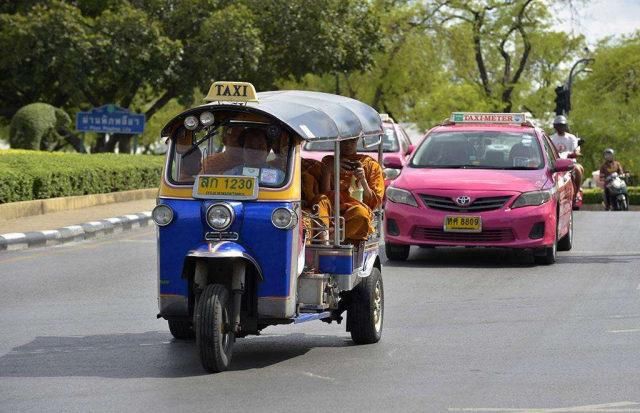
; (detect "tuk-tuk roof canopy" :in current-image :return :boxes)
[164,90,384,142]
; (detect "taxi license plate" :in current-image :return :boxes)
[193,175,258,200]
[444,216,482,233]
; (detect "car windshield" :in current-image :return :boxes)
[304,126,398,152]
[410,130,544,169]
[168,119,293,188]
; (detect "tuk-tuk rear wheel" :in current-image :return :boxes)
[168,319,195,340]
[348,268,383,344]
[195,284,234,373]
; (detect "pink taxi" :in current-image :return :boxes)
[383,112,575,265]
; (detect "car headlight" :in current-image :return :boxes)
[384,168,401,180]
[386,187,418,207]
[206,203,234,230]
[511,190,552,209]
[199,111,215,127]
[184,115,199,130]
[272,207,298,230]
[152,204,174,226]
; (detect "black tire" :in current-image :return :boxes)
[618,195,628,211]
[194,284,234,373]
[348,267,383,344]
[385,243,410,261]
[168,319,195,340]
[534,213,558,265]
[557,210,573,252]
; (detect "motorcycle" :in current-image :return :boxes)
[604,172,629,211]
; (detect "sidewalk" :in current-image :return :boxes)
[0,198,155,251]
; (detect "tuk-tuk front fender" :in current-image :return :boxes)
[186,241,263,281]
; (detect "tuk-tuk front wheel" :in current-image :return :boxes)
[195,284,234,373]
[348,268,383,344]
[168,319,195,340]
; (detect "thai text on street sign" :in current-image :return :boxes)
[451,112,526,124]
[76,105,145,134]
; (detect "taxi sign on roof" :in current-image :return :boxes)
[451,112,526,124]
[205,81,258,103]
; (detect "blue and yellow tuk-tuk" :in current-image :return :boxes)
[153,81,385,372]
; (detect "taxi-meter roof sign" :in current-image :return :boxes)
[205,81,258,103]
[451,112,526,124]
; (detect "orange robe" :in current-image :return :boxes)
[202,150,241,174]
[321,154,385,240]
[301,159,332,237]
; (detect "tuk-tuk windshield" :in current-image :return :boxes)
[169,121,293,188]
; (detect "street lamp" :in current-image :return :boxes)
[565,57,595,114]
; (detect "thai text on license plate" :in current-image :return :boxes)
[193,175,258,200]
[444,215,482,232]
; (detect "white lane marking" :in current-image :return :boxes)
[608,328,640,333]
[448,401,640,412]
[302,371,335,382]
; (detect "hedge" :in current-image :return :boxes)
[582,187,640,205]
[0,150,164,203]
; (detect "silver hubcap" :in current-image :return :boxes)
[373,280,383,332]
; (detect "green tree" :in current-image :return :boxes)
[0,0,382,152]
[570,33,640,176]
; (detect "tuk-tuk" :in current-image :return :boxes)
[153,81,385,372]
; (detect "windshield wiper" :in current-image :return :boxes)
[182,130,218,158]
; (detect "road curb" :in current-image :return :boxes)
[0,211,152,252]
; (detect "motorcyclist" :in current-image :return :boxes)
[599,148,625,211]
[550,115,584,199]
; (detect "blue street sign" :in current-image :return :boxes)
[75,104,145,134]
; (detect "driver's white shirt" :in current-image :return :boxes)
[550,132,579,154]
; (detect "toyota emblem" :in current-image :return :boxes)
[455,196,471,206]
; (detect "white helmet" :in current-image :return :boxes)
[553,115,568,125]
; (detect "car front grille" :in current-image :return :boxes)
[419,194,512,212]
[412,227,515,243]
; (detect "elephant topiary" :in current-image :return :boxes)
[9,103,85,152]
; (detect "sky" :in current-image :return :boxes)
[557,0,640,44]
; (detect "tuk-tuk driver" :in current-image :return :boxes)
[224,128,285,184]
[319,138,385,241]
[202,125,243,174]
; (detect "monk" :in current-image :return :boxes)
[319,138,385,241]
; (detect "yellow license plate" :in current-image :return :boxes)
[444,216,482,232]
[193,175,258,200]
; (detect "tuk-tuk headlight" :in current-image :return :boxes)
[184,115,199,130]
[206,203,234,230]
[152,204,174,226]
[272,207,297,230]
[199,111,215,127]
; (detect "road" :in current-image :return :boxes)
[1,212,639,412]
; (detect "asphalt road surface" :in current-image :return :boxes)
[1,212,639,412]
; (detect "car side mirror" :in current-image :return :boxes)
[553,158,574,173]
[383,154,403,169]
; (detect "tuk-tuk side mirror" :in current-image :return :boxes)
[577,138,585,146]
[384,154,403,169]
[407,144,415,155]
[553,158,574,173]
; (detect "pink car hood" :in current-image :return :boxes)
[395,167,549,193]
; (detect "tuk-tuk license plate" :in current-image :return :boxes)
[193,175,258,200]
[444,216,482,232]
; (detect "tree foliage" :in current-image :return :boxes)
[0,0,382,152]
[570,33,640,175]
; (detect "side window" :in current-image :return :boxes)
[540,134,557,168]
[397,125,409,153]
